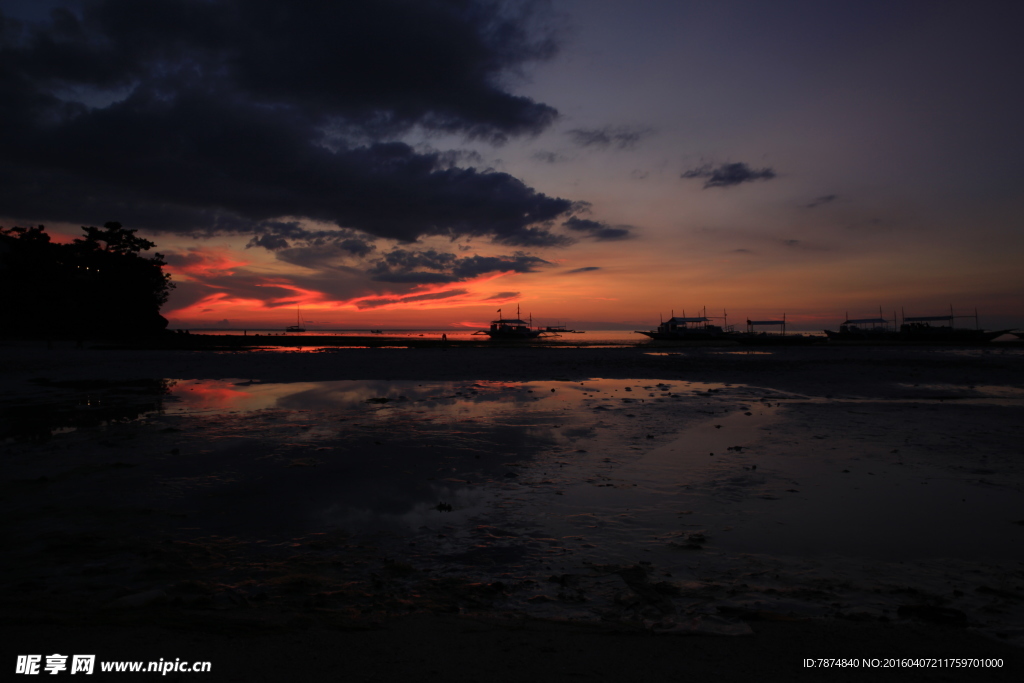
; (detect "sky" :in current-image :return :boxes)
[2,0,1022,330]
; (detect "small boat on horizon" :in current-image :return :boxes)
[544,324,584,334]
[285,306,306,333]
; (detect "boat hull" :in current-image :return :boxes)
[485,330,542,339]
[733,333,824,346]
[825,328,1011,343]
[636,331,733,341]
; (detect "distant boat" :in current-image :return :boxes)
[285,306,305,333]
[826,307,1010,343]
[474,305,543,339]
[544,323,584,334]
[369,329,383,334]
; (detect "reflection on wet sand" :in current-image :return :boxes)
[2,374,1023,643]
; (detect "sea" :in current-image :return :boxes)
[172,328,828,345]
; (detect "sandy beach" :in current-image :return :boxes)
[3,340,1022,681]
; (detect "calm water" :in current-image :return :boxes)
[172,328,830,344]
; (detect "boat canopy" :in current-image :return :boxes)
[843,318,889,324]
[747,319,785,325]
[668,317,710,323]
[492,318,529,325]
[903,315,953,322]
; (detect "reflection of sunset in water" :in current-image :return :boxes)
[167,379,330,413]
[162,378,730,419]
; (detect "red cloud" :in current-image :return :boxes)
[164,247,250,280]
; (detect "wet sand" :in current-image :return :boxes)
[2,341,1022,680]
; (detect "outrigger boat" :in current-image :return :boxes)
[635,308,735,341]
[824,309,898,342]
[473,305,544,339]
[897,307,1011,342]
[826,307,1010,343]
[734,314,823,345]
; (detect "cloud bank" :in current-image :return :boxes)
[0,0,576,246]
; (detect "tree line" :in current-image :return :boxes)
[0,222,174,338]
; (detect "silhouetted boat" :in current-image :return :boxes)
[897,309,1010,342]
[824,311,898,342]
[635,309,734,340]
[826,307,1009,343]
[544,324,584,334]
[474,306,543,339]
[285,306,305,333]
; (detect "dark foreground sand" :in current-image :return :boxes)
[2,341,1022,681]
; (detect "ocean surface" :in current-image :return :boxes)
[172,328,828,344]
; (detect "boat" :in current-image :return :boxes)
[473,306,543,339]
[896,309,1011,343]
[824,311,899,342]
[734,315,824,345]
[544,324,584,334]
[635,308,735,341]
[826,307,1010,343]
[285,306,305,333]
[369,329,383,334]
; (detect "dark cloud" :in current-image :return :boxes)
[0,0,576,246]
[245,223,377,256]
[482,291,520,300]
[805,194,837,208]
[367,248,550,284]
[532,150,567,164]
[681,162,777,188]
[782,239,800,247]
[732,248,753,254]
[563,266,601,274]
[562,216,633,241]
[566,125,653,149]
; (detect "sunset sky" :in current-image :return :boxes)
[2,0,1022,330]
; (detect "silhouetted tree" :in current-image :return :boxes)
[0,222,175,338]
